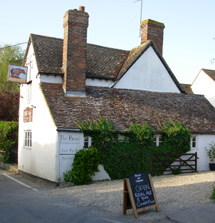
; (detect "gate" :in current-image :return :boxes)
[152,152,198,175]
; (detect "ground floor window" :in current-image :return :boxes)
[84,136,93,148]
[118,134,129,143]
[191,136,197,148]
[24,130,32,148]
[154,135,162,147]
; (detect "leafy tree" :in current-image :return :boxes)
[0,44,24,92]
[0,44,25,121]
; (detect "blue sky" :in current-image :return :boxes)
[1,0,215,84]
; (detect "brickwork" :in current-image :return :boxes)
[62,8,89,94]
[141,19,165,55]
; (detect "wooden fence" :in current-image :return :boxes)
[152,152,198,175]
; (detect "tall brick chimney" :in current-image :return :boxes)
[141,19,165,55]
[62,6,89,96]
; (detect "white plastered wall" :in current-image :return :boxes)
[190,134,215,171]
[114,46,180,93]
[191,70,215,107]
[86,78,114,87]
[18,43,58,182]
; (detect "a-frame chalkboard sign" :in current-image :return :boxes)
[123,172,159,218]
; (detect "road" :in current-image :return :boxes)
[0,169,144,223]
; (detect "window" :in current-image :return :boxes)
[118,134,129,143]
[154,135,162,147]
[84,136,93,148]
[25,131,32,148]
[191,136,197,148]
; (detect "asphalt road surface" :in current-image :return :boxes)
[0,169,145,223]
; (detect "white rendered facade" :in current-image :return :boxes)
[18,43,214,182]
[114,46,180,93]
[191,69,215,107]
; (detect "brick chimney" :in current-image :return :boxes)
[62,6,89,96]
[141,19,165,55]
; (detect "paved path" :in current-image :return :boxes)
[1,169,214,223]
[0,169,145,223]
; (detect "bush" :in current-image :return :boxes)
[0,121,18,163]
[206,142,215,162]
[77,117,191,181]
[211,187,215,200]
[64,147,101,185]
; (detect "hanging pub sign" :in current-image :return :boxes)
[7,64,28,84]
[123,172,159,218]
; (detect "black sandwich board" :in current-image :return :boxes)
[123,172,159,218]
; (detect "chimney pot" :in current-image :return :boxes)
[79,6,85,12]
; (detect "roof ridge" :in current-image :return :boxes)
[87,43,129,52]
[30,33,63,41]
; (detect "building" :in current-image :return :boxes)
[191,69,215,107]
[18,7,215,182]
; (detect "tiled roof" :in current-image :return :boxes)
[202,69,215,81]
[41,83,215,134]
[180,84,194,94]
[117,41,150,78]
[29,34,129,79]
[86,43,129,79]
[28,34,183,93]
[31,34,63,74]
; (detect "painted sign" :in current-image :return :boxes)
[23,107,33,123]
[123,172,159,218]
[129,173,155,209]
[8,64,28,84]
[59,133,83,155]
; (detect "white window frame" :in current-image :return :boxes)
[24,130,32,148]
[154,135,162,147]
[84,136,92,148]
[191,135,197,149]
[118,134,129,143]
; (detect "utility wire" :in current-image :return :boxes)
[0,42,27,50]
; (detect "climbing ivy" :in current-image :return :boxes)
[65,117,191,184]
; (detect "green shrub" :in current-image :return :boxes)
[211,187,215,200]
[64,147,101,185]
[160,121,191,153]
[206,142,215,162]
[129,123,155,146]
[0,121,18,163]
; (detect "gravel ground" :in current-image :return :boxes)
[48,171,215,222]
